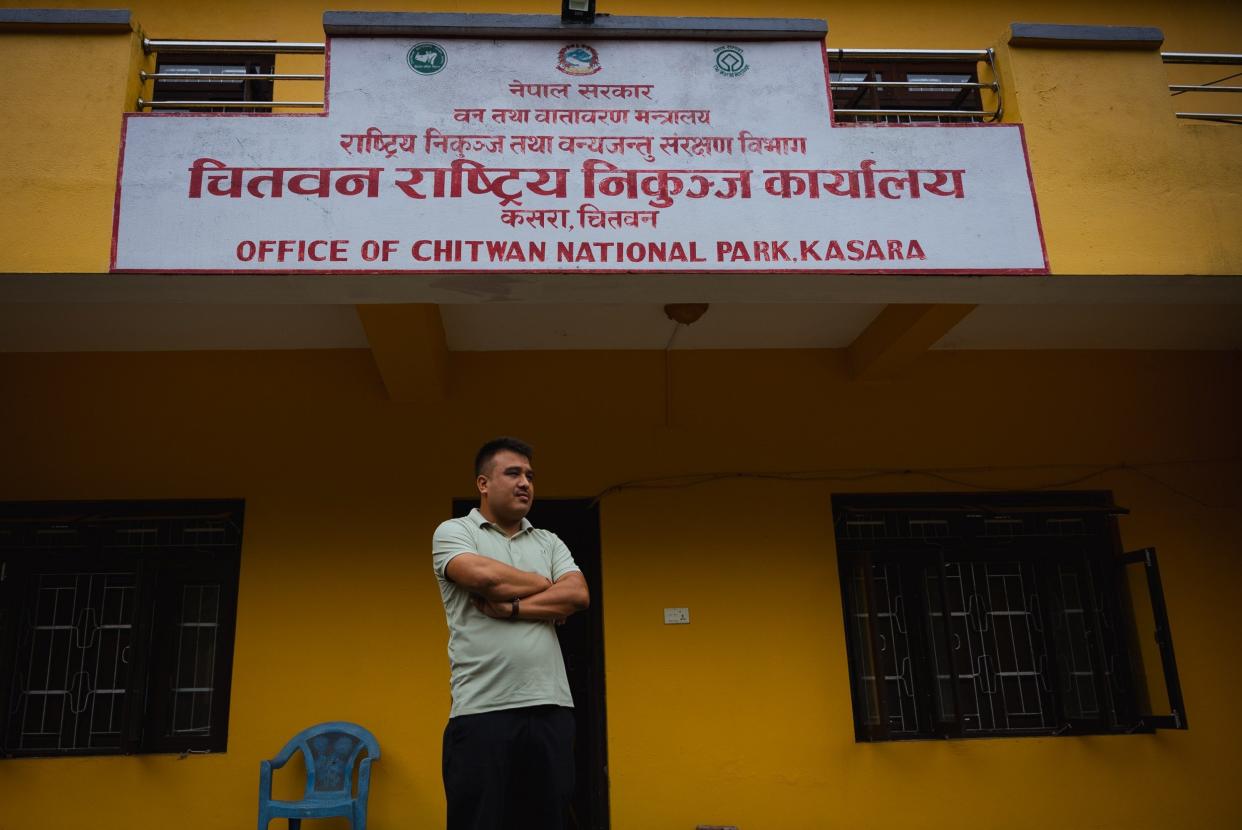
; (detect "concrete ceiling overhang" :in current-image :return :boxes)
[3,274,1240,398]
[1,296,1240,353]
[4,273,1242,307]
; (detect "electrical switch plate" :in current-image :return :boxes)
[663,607,690,624]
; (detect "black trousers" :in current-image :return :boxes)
[443,705,576,830]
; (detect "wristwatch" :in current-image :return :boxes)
[509,597,520,618]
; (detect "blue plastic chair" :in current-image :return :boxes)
[258,721,381,830]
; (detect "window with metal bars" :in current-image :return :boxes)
[0,501,242,758]
[833,492,1187,741]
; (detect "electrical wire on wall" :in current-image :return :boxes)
[662,320,681,428]
[661,304,710,427]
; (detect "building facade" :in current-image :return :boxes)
[1,2,1240,829]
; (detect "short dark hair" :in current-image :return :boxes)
[474,437,533,476]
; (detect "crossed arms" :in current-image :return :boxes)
[445,553,589,622]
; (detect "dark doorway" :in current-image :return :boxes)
[451,498,610,830]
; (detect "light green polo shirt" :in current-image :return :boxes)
[432,508,581,718]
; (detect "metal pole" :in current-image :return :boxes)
[1173,112,1242,122]
[828,48,991,61]
[140,72,325,82]
[830,80,998,90]
[1161,52,1242,65]
[833,109,993,118]
[1168,84,1242,93]
[143,38,325,54]
[137,99,323,109]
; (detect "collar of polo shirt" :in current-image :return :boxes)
[469,507,534,535]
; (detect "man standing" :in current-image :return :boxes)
[432,437,590,830]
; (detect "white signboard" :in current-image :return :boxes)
[112,36,1048,273]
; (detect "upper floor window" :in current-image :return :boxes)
[830,59,987,123]
[151,51,275,112]
[833,492,1186,741]
[0,501,243,757]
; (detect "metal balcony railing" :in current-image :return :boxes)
[135,38,1001,121]
[826,48,1001,123]
[1162,52,1242,125]
[137,39,325,111]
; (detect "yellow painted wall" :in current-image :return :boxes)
[2,2,1241,829]
[0,347,1239,829]
[0,26,145,273]
[999,43,1242,275]
[1,0,1240,275]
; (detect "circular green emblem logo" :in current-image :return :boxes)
[407,42,447,76]
[714,45,748,77]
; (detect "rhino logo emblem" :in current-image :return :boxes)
[407,43,447,76]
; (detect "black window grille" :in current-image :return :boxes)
[152,51,275,112]
[833,492,1187,741]
[0,501,243,758]
[830,60,985,123]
